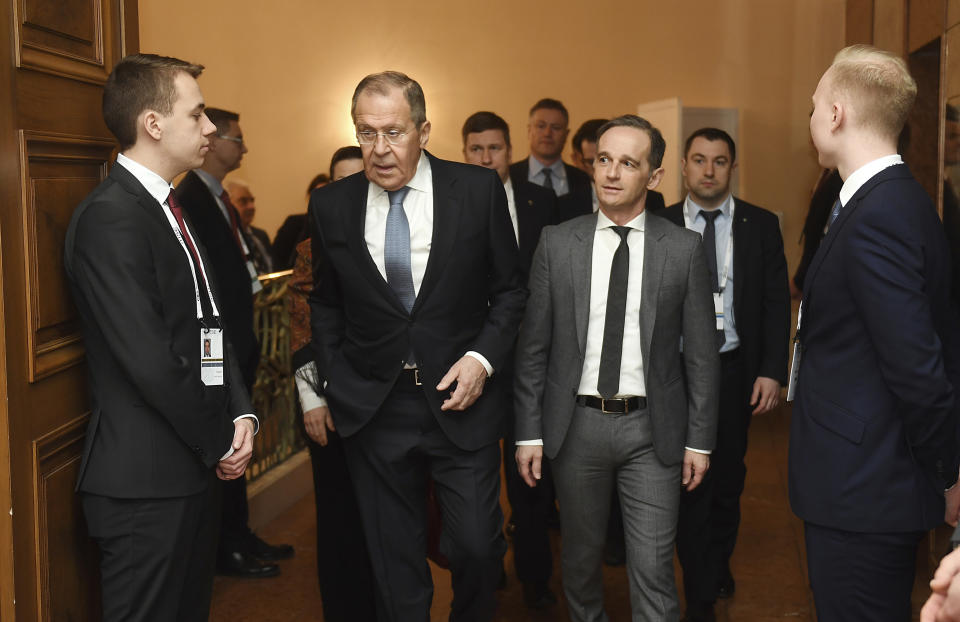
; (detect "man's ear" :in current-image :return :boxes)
[647,166,666,190]
[831,102,844,133]
[142,110,163,142]
[418,121,431,148]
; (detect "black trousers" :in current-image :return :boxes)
[81,474,220,622]
[342,380,506,622]
[805,522,924,621]
[307,431,377,622]
[677,349,751,606]
[502,407,554,588]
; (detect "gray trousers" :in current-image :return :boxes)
[551,404,682,622]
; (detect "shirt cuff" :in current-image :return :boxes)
[295,373,327,411]
[516,439,543,446]
[220,414,259,461]
[685,446,711,455]
[465,351,493,377]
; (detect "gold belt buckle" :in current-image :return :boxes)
[414,368,422,386]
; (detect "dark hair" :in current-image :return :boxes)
[572,118,608,154]
[351,71,426,127]
[306,174,330,195]
[683,127,736,163]
[102,53,205,151]
[204,107,239,135]
[329,145,363,178]
[529,98,569,124]
[596,115,666,169]
[461,111,511,147]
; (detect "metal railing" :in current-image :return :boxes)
[247,269,303,480]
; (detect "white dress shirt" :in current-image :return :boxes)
[503,176,519,243]
[577,210,647,397]
[362,151,492,375]
[114,154,258,457]
[838,154,903,208]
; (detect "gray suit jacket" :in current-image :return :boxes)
[514,211,720,465]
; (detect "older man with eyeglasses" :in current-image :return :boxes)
[307,71,526,622]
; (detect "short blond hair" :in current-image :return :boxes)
[826,44,917,141]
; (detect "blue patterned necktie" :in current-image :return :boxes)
[385,186,415,312]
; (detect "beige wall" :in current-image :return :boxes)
[139,0,845,275]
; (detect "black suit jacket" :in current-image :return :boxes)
[309,152,527,451]
[176,171,260,388]
[272,213,309,270]
[64,163,249,498]
[509,159,593,222]
[788,164,960,532]
[661,198,790,386]
[512,178,558,276]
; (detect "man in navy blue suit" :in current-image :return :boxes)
[790,44,960,620]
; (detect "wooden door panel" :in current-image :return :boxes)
[19,131,114,381]
[0,0,137,619]
[33,415,98,621]
[15,0,119,85]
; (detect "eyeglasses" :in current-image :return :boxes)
[217,134,244,145]
[356,129,411,145]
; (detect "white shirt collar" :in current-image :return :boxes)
[194,168,224,197]
[368,151,432,200]
[596,209,646,232]
[115,153,173,205]
[838,154,903,206]
[503,175,513,196]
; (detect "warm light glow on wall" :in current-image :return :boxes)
[139,0,846,278]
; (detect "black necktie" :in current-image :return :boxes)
[597,226,631,398]
[700,209,726,349]
[542,168,555,193]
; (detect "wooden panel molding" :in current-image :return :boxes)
[31,413,99,621]
[14,0,118,85]
[18,130,115,382]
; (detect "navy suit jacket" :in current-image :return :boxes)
[788,163,960,532]
[512,178,558,276]
[308,152,527,451]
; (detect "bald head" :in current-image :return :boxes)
[225,179,256,227]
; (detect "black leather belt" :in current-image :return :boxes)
[398,367,423,386]
[576,395,647,414]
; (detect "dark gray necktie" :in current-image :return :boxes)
[826,198,842,230]
[385,186,415,312]
[597,226,631,398]
[700,209,726,349]
[542,167,555,193]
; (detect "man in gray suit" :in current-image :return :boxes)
[515,114,720,621]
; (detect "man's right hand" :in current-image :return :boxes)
[516,445,543,488]
[304,406,336,446]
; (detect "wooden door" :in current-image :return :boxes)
[0,0,138,619]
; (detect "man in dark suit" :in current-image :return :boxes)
[510,98,594,221]
[176,107,292,578]
[790,44,960,620]
[64,54,257,622]
[226,179,274,274]
[661,127,790,621]
[572,118,666,214]
[309,72,526,622]
[461,110,558,609]
[515,115,719,621]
